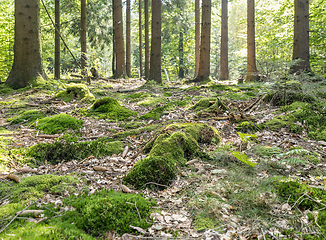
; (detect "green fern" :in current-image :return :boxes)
[280,157,306,165]
[277,148,310,158]
[237,132,257,143]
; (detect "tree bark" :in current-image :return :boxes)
[220,0,229,80]
[195,0,211,82]
[246,0,258,81]
[114,0,126,78]
[179,29,184,79]
[149,0,161,83]
[139,0,143,77]
[291,0,311,73]
[6,0,46,89]
[144,0,150,79]
[55,0,60,79]
[195,0,200,77]
[126,0,131,77]
[81,0,87,75]
[112,0,116,76]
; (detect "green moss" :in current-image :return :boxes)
[124,123,220,189]
[163,92,172,97]
[0,175,79,206]
[119,121,145,129]
[193,214,217,231]
[138,96,167,107]
[26,138,123,164]
[189,97,229,117]
[264,91,315,106]
[112,125,158,139]
[91,97,137,120]
[36,113,83,134]
[64,189,156,236]
[235,121,260,133]
[140,100,188,120]
[209,84,241,92]
[127,92,150,99]
[0,83,14,94]
[55,83,95,102]
[8,109,46,124]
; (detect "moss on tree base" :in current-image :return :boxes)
[124,123,220,189]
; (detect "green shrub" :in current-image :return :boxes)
[37,113,83,134]
[64,189,156,236]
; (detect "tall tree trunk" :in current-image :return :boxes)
[126,0,131,77]
[220,0,229,80]
[144,0,150,79]
[6,0,46,89]
[55,0,60,79]
[246,0,258,81]
[139,0,143,77]
[149,0,161,83]
[179,29,184,79]
[81,0,87,75]
[291,0,311,73]
[114,0,126,78]
[112,0,116,76]
[195,0,211,82]
[195,0,200,77]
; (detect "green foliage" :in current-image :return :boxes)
[230,151,257,167]
[26,138,123,164]
[189,97,229,117]
[125,123,220,189]
[0,83,14,94]
[91,97,137,120]
[237,132,258,143]
[37,113,83,134]
[55,83,95,102]
[8,109,46,124]
[252,146,282,158]
[235,121,260,132]
[63,189,156,236]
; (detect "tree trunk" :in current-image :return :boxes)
[195,0,200,77]
[6,0,46,89]
[112,0,116,76]
[81,0,87,75]
[179,29,184,79]
[139,0,143,77]
[220,0,229,80]
[126,0,131,77]
[291,0,311,73]
[195,0,211,82]
[144,0,150,79]
[246,0,258,81]
[114,0,126,78]
[149,0,161,83]
[55,0,60,79]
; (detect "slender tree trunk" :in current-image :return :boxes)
[149,0,161,83]
[112,0,116,76]
[114,0,126,78]
[246,0,258,81]
[126,0,131,77]
[195,0,211,82]
[179,29,184,79]
[139,0,143,77]
[195,0,200,77]
[6,0,46,89]
[144,0,150,79]
[291,0,311,73]
[55,0,60,79]
[81,0,87,75]
[220,0,229,80]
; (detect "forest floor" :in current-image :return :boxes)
[0,77,326,240]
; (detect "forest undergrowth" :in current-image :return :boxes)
[0,77,326,239]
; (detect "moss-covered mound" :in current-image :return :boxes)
[263,101,326,140]
[140,100,188,120]
[26,138,123,164]
[9,109,46,124]
[55,83,95,102]
[124,123,220,189]
[189,97,229,117]
[37,113,83,134]
[264,91,315,106]
[64,189,156,236]
[91,97,137,120]
[0,175,78,218]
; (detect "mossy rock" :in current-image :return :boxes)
[36,113,83,134]
[264,91,315,106]
[124,123,220,189]
[26,138,123,164]
[189,97,229,117]
[63,189,156,236]
[9,109,46,124]
[55,83,95,102]
[91,97,137,121]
